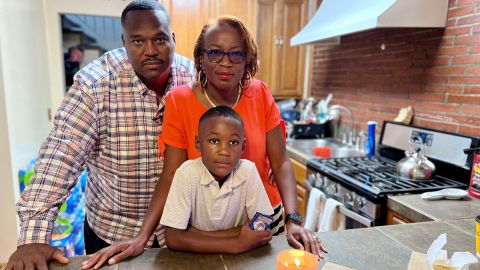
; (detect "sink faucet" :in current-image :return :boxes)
[328,104,355,145]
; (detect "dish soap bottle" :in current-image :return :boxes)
[467,148,480,199]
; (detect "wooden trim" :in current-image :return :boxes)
[386,208,412,225]
[290,158,307,185]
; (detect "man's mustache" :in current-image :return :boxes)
[142,58,164,65]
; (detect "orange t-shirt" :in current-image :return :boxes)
[161,80,282,206]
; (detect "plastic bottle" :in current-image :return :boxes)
[18,169,26,193]
[51,217,74,257]
[23,159,36,187]
[476,215,480,258]
[73,194,86,255]
[366,121,377,157]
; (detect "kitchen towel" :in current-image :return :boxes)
[304,188,326,231]
[318,198,346,232]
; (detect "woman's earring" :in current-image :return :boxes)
[240,71,251,90]
[199,69,208,89]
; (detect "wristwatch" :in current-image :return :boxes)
[285,211,303,225]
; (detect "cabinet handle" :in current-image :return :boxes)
[274,36,284,48]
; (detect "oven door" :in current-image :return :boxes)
[338,204,375,229]
[304,175,375,230]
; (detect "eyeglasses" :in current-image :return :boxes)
[204,49,245,64]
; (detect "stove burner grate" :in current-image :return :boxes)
[308,156,467,196]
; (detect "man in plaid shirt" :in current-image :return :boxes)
[5,1,195,269]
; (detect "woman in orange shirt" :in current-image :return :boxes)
[83,15,326,268]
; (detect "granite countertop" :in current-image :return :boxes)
[286,143,310,165]
[285,138,480,224]
[52,142,470,269]
[387,194,480,222]
[50,219,480,270]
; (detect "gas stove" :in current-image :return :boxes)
[306,121,479,227]
[308,156,467,201]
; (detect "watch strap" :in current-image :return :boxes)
[285,211,303,225]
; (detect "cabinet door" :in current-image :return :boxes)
[291,158,307,219]
[256,0,277,92]
[163,0,211,59]
[276,0,307,98]
[386,208,412,225]
[210,0,257,36]
[256,0,307,98]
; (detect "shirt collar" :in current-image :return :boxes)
[199,159,247,189]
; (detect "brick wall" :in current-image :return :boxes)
[310,0,480,137]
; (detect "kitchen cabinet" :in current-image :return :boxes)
[290,158,307,220]
[162,0,257,60]
[162,0,210,59]
[386,208,412,225]
[209,0,257,37]
[163,0,308,98]
[256,0,308,98]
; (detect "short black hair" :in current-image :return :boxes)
[68,47,84,54]
[121,0,169,27]
[199,106,244,130]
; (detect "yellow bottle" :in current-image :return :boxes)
[477,215,480,258]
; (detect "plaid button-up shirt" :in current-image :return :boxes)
[17,48,195,247]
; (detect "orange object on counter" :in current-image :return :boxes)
[277,249,318,270]
[313,146,332,158]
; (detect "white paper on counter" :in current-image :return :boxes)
[426,233,479,270]
[427,233,447,269]
[321,261,357,270]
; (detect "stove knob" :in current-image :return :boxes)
[321,175,329,186]
[344,192,354,203]
[333,183,339,193]
[353,197,366,209]
[328,183,338,194]
[307,173,315,184]
[315,175,325,187]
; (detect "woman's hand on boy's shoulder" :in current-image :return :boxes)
[235,223,272,254]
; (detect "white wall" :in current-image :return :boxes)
[0,0,131,261]
[0,0,52,260]
[0,37,18,262]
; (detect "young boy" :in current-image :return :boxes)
[160,106,274,253]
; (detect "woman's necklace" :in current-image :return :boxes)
[203,87,242,108]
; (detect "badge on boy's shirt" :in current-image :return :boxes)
[249,212,273,231]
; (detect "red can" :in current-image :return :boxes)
[469,152,480,199]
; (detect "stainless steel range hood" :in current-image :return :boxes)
[291,0,449,46]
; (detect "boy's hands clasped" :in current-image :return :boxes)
[235,222,272,254]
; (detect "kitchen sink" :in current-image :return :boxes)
[286,138,364,159]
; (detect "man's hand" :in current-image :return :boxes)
[81,237,147,270]
[285,222,327,259]
[235,223,272,253]
[4,243,69,270]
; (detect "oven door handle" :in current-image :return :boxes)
[338,205,373,227]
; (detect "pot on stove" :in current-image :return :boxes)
[396,147,436,181]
